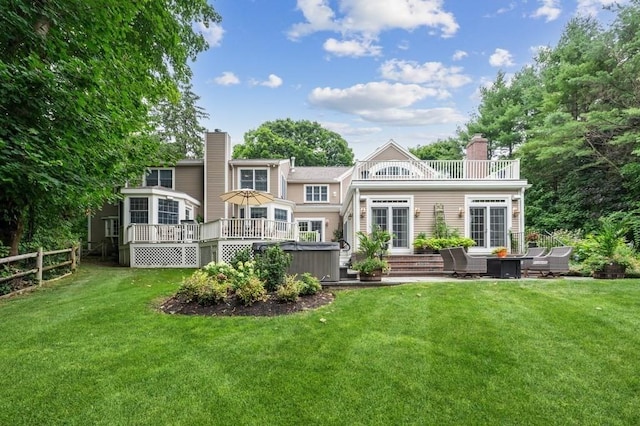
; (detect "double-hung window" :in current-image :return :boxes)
[158,199,179,224]
[240,169,268,191]
[130,198,149,224]
[305,185,328,202]
[145,169,173,188]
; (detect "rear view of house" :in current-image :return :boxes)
[88,131,528,268]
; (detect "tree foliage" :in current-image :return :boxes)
[233,119,355,166]
[464,2,640,232]
[0,0,220,254]
[409,137,464,160]
[150,82,209,160]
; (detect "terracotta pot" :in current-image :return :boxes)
[497,251,507,258]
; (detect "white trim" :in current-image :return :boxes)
[304,184,330,203]
[362,195,414,255]
[237,167,269,192]
[464,194,511,255]
[121,187,200,207]
[296,217,326,242]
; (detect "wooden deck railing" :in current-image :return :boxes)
[126,219,299,244]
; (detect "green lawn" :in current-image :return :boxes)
[1,264,639,425]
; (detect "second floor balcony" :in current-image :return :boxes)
[354,159,520,181]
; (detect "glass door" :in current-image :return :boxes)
[469,206,507,249]
[371,206,410,252]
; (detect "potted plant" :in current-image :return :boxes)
[583,217,635,278]
[492,246,508,258]
[352,227,391,281]
[526,232,540,247]
[412,232,431,254]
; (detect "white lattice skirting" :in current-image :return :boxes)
[130,244,199,268]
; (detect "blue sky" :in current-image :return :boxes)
[190,0,622,160]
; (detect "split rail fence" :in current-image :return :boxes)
[0,245,80,290]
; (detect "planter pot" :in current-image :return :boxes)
[359,269,383,282]
[414,247,435,254]
[594,263,626,279]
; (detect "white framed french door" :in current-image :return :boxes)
[368,199,411,254]
[466,197,509,251]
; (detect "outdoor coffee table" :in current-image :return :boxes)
[486,256,532,279]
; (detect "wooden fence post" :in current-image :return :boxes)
[71,245,77,271]
[36,247,43,285]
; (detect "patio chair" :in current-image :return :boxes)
[527,246,573,277]
[439,248,457,276]
[449,247,487,277]
[521,247,547,277]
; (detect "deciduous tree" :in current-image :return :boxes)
[0,0,220,254]
[233,119,355,166]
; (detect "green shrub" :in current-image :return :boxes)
[299,272,321,295]
[229,248,253,266]
[203,261,238,283]
[176,270,229,305]
[255,246,291,291]
[276,275,301,302]
[234,276,267,306]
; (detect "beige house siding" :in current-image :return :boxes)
[356,189,521,237]
[286,182,342,205]
[205,131,230,221]
[366,144,413,161]
[175,164,204,219]
[89,203,120,248]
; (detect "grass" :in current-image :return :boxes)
[1,264,639,425]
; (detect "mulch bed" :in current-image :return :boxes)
[159,291,335,317]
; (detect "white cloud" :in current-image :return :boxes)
[289,0,459,40]
[260,74,283,88]
[309,81,441,112]
[308,81,464,126]
[379,59,471,89]
[196,22,224,47]
[576,0,623,17]
[320,121,382,136]
[489,48,515,67]
[452,50,467,61]
[532,0,562,21]
[358,107,465,126]
[213,72,240,86]
[323,38,382,57]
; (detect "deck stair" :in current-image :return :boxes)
[385,254,444,276]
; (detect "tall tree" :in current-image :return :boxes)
[150,82,209,159]
[409,137,465,160]
[0,0,220,254]
[233,119,355,166]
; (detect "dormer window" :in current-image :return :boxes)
[145,169,173,188]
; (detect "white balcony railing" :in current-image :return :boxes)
[354,159,520,181]
[125,219,298,244]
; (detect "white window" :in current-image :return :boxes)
[275,208,288,222]
[158,199,179,224]
[298,220,323,241]
[145,169,173,188]
[104,217,119,238]
[305,185,328,202]
[240,169,268,191]
[250,207,268,219]
[130,198,149,224]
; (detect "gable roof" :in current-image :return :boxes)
[361,139,420,162]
